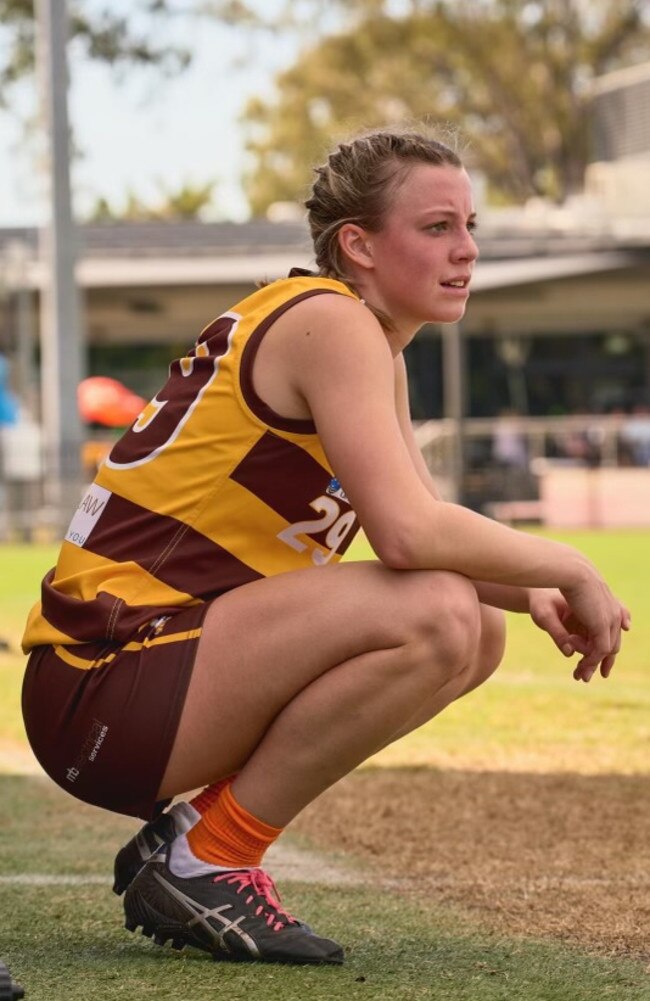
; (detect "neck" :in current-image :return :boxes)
[350,275,419,355]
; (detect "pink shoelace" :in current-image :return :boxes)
[213,869,298,932]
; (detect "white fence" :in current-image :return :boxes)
[416,413,650,526]
[1,414,649,541]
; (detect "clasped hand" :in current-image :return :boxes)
[528,584,630,682]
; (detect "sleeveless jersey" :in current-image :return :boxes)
[22,275,361,653]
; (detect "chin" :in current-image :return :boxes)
[428,304,468,325]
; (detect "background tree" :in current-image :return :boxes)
[87,179,217,221]
[0,1,267,219]
[242,0,650,214]
[0,0,194,104]
[0,0,296,104]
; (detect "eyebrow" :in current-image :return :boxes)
[418,209,477,222]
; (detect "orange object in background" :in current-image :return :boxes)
[78,377,146,428]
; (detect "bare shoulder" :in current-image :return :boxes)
[279,292,392,373]
[279,291,384,343]
[259,290,393,405]
[253,290,391,421]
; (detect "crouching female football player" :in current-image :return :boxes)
[22,127,629,965]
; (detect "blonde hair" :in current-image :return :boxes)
[305,127,463,293]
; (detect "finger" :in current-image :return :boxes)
[566,632,590,656]
[600,653,616,679]
[573,659,601,683]
[572,630,610,675]
[574,638,618,681]
[573,663,592,682]
[573,656,594,682]
[621,606,632,631]
[533,608,576,656]
[555,632,590,658]
[609,620,622,659]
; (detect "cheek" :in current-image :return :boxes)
[399,244,442,287]
[382,235,433,277]
[374,229,445,292]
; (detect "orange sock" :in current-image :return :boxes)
[189,775,237,815]
[186,782,283,869]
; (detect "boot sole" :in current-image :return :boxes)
[123,885,344,965]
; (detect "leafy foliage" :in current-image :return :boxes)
[242,0,650,212]
[0,1,195,105]
[87,178,217,221]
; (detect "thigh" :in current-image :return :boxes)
[159,560,477,796]
[22,603,208,820]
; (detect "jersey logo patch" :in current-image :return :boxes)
[65,484,112,548]
[325,478,349,504]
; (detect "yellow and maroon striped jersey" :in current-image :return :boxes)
[22,274,361,652]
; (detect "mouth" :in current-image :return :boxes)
[440,275,471,290]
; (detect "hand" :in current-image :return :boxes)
[560,571,630,681]
[528,588,589,658]
[528,585,630,682]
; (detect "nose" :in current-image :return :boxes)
[452,229,479,264]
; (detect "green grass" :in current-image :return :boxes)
[1,535,649,999]
[2,777,649,1001]
[5,886,650,1001]
[0,545,58,744]
[0,544,59,637]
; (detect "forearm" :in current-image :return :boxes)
[472,581,531,613]
[384,501,592,592]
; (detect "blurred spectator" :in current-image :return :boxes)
[550,412,603,468]
[1,406,43,542]
[621,404,650,466]
[0,355,18,427]
[492,409,528,468]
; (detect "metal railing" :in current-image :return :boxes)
[1,415,649,541]
[416,413,649,510]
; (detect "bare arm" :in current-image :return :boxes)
[393,354,530,613]
[285,295,627,675]
[391,353,631,665]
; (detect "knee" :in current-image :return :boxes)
[476,604,507,682]
[453,603,506,699]
[407,571,481,678]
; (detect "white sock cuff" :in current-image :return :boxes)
[169,801,200,833]
[168,833,234,878]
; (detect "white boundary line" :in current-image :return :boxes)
[0,875,110,885]
[1,872,641,889]
[0,843,363,888]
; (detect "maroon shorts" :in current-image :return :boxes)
[21,603,210,820]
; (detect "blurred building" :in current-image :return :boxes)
[0,218,647,417]
[587,60,650,223]
[0,61,649,528]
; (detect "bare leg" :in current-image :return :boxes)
[158,562,485,825]
[230,602,505,823]
[378,601,506,748]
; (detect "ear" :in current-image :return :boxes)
[337,223,374,271]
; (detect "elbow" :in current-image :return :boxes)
[360,495,446,570]
[367,524,422,571]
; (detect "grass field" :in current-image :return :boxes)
[1,533,649,1000]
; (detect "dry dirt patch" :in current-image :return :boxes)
[289,767,650,960]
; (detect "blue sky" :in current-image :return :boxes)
[0,2,306,226]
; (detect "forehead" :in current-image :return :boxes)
[388,163,474,217]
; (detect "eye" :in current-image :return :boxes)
[467,219,478,233]
[427,221,448,233]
